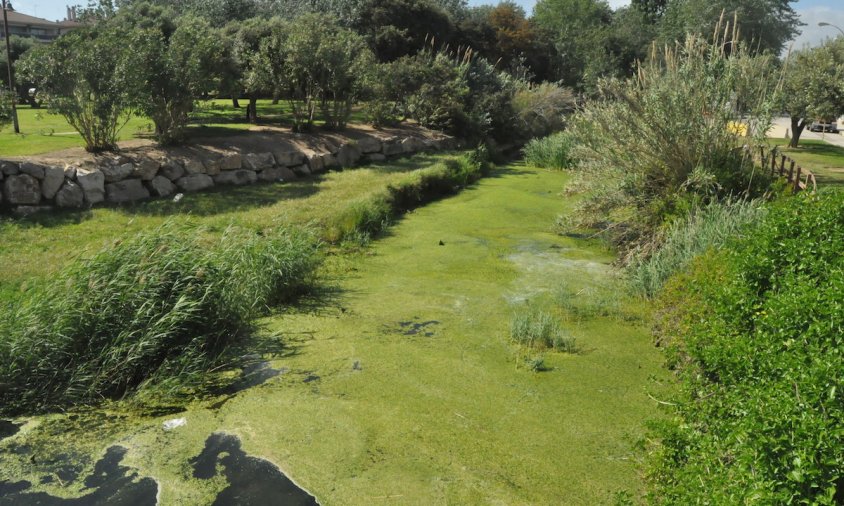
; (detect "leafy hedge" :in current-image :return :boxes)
[649,191,844,504]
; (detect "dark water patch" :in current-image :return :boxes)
[303,375,320,384]
[397,318,440,336]
[221,361,287,395]
[0,446,157,505]
[191,433,319,505]
[0,421,20,441]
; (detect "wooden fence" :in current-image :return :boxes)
[754,146,817,193]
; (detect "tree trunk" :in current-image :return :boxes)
[246,97,258,124]
[789,116,806,148]
[232,97,241,108]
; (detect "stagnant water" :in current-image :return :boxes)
[0,166,669,504]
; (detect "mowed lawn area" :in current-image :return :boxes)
[769,139,844,186]
[0,99,368,157]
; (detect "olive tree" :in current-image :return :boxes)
[279,14,375,130]
[18,26,132,152]
[123,14,223,144]
[781,41,844,147]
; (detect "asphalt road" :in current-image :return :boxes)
[770,117,844,148]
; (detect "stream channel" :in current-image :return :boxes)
[0,165,670,505]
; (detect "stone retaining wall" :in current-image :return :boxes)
[0,133,454,217]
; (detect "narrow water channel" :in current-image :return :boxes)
[0,165,670,505]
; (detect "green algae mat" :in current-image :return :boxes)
[0,165,671,505]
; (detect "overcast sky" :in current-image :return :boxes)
[10,0,844,50]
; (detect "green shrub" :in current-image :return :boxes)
[628,199,767,297]
[648,190,844,504]
[0,223,318,414]
[325,151,488,244]
[523,131,577,170]
[512,82,575,140]
[563,25,778,247]
[510,308,577,353]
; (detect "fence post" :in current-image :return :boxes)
[771,150,777,176]
[794,166,802,193]
[780,155,787,176]
[788,160,795,182]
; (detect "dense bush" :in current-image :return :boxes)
[628,199,767,297]
[648,191,844,504]
[18,25,132,152]
[522,130,577,170]
[512,82,575,140]
[0,90,12,130]
[563,28,777,248]
[0,224,318,414]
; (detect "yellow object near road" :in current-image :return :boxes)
[728,121,748,136]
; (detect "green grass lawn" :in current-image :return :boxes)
[768,139,844,186]
[0,99,368,157]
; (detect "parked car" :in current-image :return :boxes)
[809,119,839,133]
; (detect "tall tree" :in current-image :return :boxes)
[781,40,844,147]
[352,0,455,62]
[659,0,801,55]
[532,0,615,90]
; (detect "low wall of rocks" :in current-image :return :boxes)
[0,133,453,217]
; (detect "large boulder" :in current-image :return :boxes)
[1,161,19,176]
[160,160,185,181]
[258,166,297,183]
[3,174,41,205]
[76,168,105,205]
[357,137,382,154]
[101,162,134,183]
[55,181,85,209]
[149,175,177,197]
[13,206,52,217]
[292,164,311,177]
[183,159,206,175]
[64,165,78,180]
[204,159,222,176]
[243,152,275,171]
[214,169,257,186]
[133,159,160,181]
[219,153,242,170]
[106,179,150,204]
[273,150,305,167]
[366,153,386,163]
[382,140,404,156]
[41,167,65,199]
[336,144,362,167]
[19,162,46,179]
[175,174,214,193]
[306,154,325,173]
[401,136,425,153]
[321,153,339,170]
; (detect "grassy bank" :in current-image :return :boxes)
[770,139,844,185]
[0,151,485,414]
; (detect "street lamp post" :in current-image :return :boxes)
[818,22,844,38]
[2,0,19,134]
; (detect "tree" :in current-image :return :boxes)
[18,26,132,152]
[658,0,801,56]
[226,17,279,123]
[781,41,844,147]
[353,0,455,62]
[0,36,38,107]
[119,5,223,143]
[532,0,615,91]
[281,14,375,129]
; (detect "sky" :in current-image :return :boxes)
[8,0,844,50]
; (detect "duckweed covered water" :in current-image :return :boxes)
[0,165,670,504]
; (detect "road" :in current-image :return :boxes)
[770,117,844,148]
